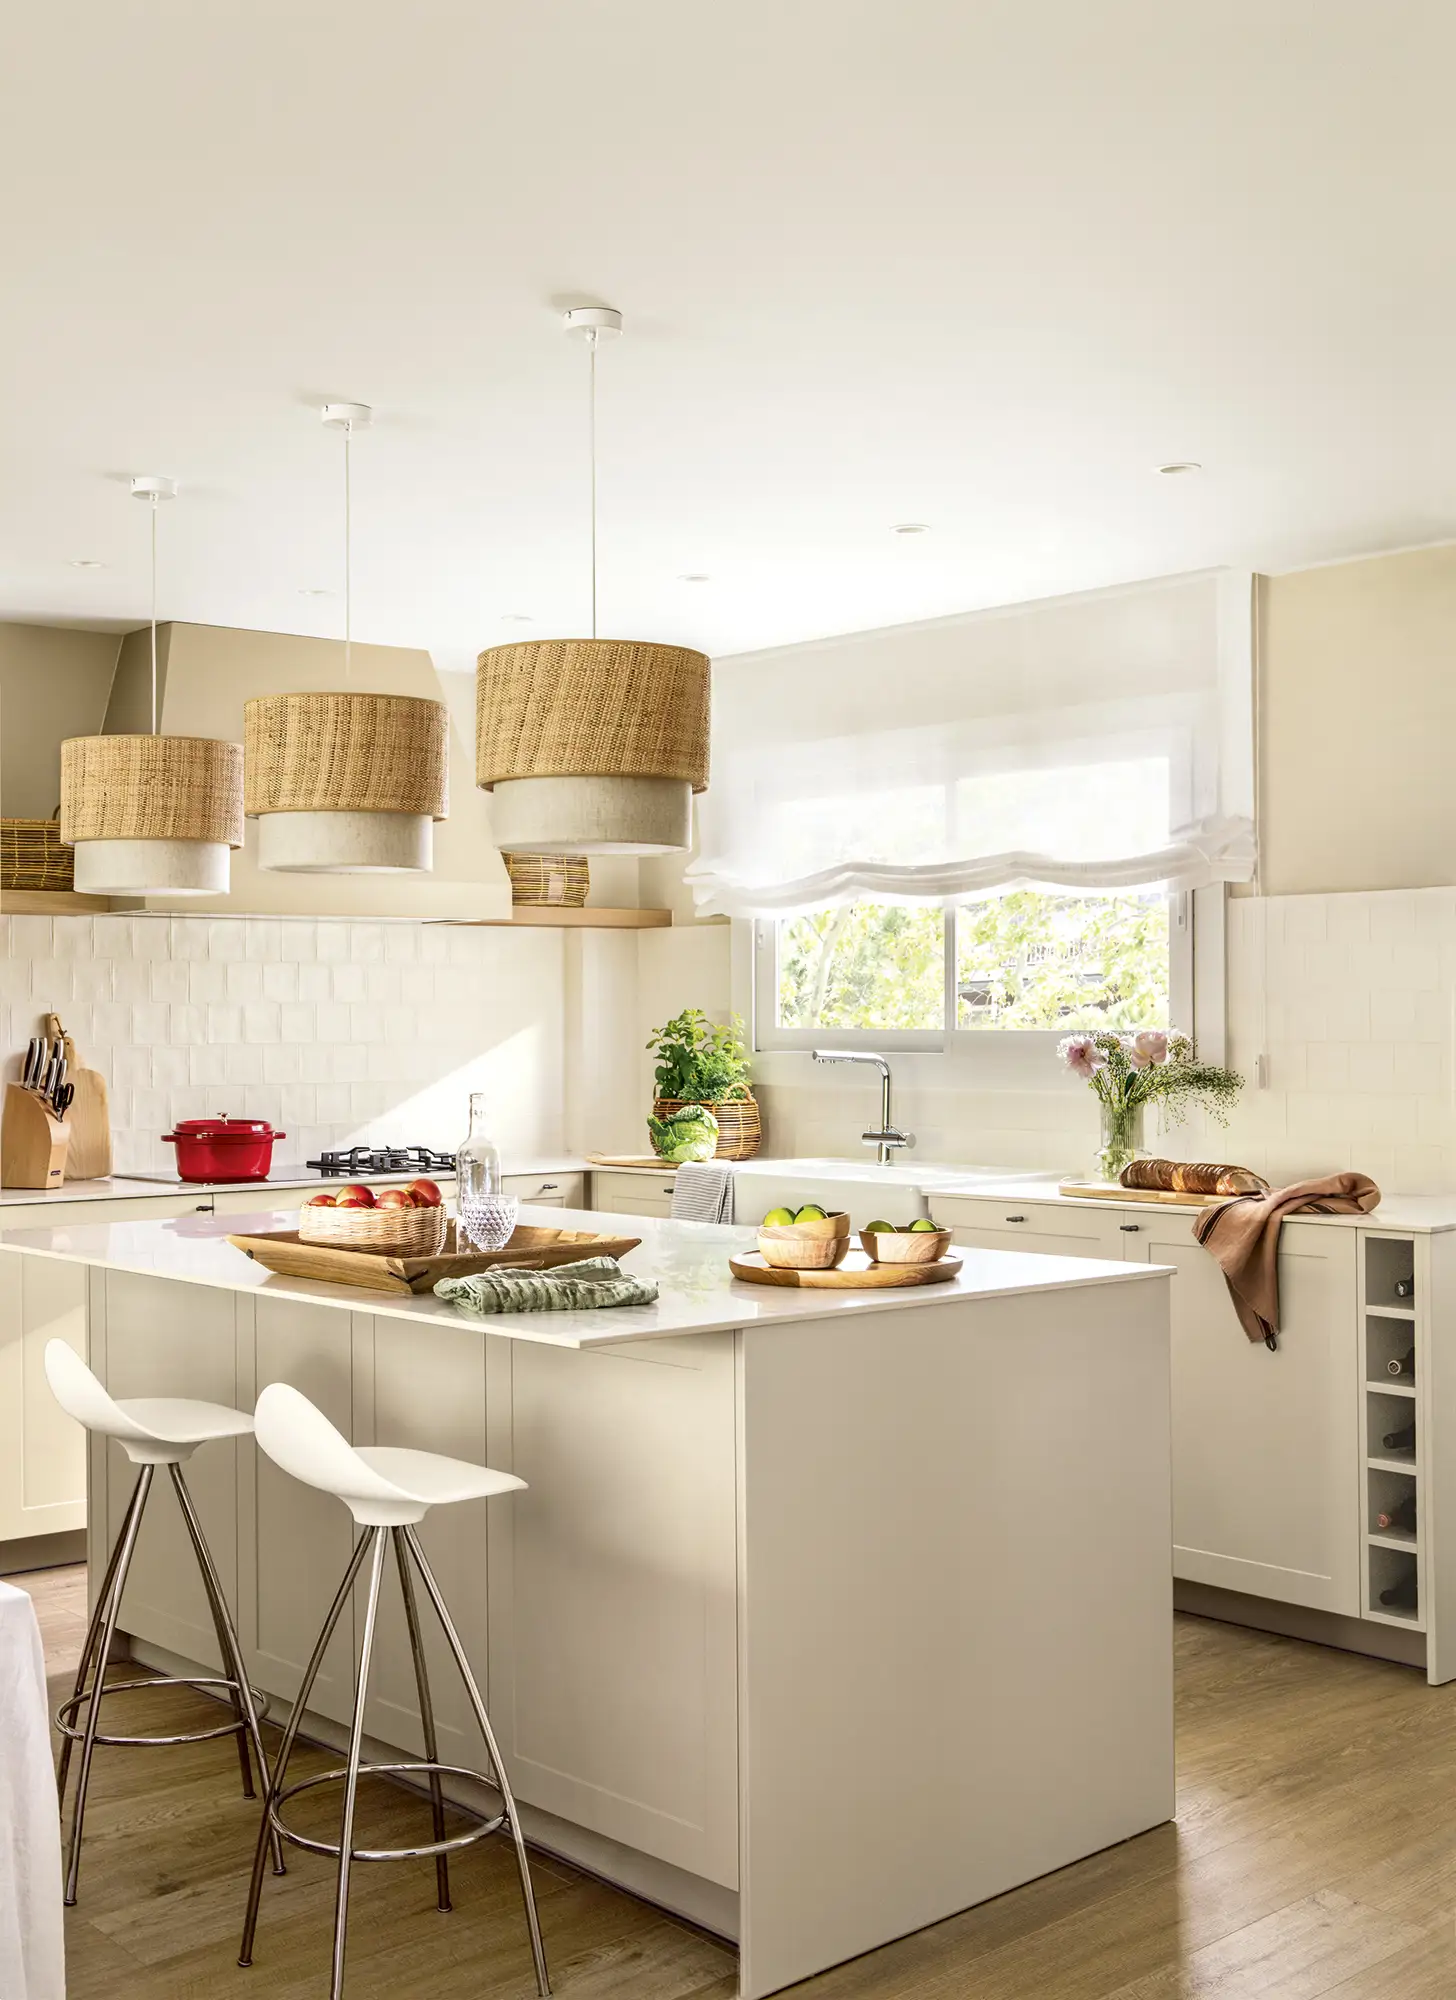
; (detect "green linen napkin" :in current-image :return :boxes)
[434,1256,658,1316]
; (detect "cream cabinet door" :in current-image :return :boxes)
[0,1248,89,1544]
[503,1172,585,1210]
[935,1196,1133,1262]
[591,1170,678,1218]
[486,1331,739,1889]
[1130,1214,1362,1615]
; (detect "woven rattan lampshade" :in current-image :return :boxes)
[475,638,710,855]
[60,735,245,895]
[244,692,449,873]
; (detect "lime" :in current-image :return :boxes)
[909,1217,940,1232]
[761,1207,796,1227]
[794,1203,827,1222]
[863,1219,893,1233]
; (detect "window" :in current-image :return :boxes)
[758,889,1187,1052]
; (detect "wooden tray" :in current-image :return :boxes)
[228,1221,642,1295]
[729,1250,962,1290]
[1058,1179,1221,1207]
[587,1153,676,1171]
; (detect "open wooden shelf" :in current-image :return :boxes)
[452,907,672,929]
[0,889,113,914]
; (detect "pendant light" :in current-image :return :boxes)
[60,478,244,895]
[475,308,710,855]
[244,403,449,873]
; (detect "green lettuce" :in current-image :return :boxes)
[647,1103,720,1164]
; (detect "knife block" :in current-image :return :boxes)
[42,1012,111,1181]
[1,1084,70,1189]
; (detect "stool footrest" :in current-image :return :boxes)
[269,1761,507,1863]
[56,1675,271,1749]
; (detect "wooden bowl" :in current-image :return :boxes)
[299,1201,447,1258]
[756,1210,851,1270]
[860,1227,953,1265]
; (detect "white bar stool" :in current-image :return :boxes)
[238,1382,550,2000]
[43,1339,283,1904]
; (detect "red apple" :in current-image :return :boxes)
[335,1183,375,1207]
[335,1196,372,1209]
[304,1191,337,1208]
[407,1178,442,1208]
[376,1188,416,1208]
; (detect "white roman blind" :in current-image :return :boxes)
[687,569,1255,917]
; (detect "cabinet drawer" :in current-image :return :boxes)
[934,1196,1130,1262]
[591,1170,677,1218]
[503,1172,584,1210]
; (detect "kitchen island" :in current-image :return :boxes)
[0,1202,1175,1999]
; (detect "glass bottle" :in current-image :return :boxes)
[456,1092,516,1251]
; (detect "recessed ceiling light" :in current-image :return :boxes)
[678,573,710,583]
[891,522,931,536]
[500,613,534,623]
[1157,462,1202,476]
[297,587,334,596]
[69,559,105,569]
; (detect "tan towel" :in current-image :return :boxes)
[1192,1173,1381,1348]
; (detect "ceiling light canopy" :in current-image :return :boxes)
[475,308,710,856]
[245,404,449,873]
[1157,461,1202,476]
[60,477,244,896]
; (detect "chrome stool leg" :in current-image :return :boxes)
[393,1527,452,1913]
[239,1528,374,1969]
[168,1464,285,1875]
[55,1465,148,1812]
[330,1530,389,2000]
[63,1464,154,1903]
[405,1525,551,1998]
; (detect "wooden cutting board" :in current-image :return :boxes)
[1058,1179,1221,1207]
[227,1221,643,1295]
[729,1251,962,1289]
[45,1011,111,1181]
[587,1153,676,1171]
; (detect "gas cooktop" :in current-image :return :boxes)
[306,1146,456,1179]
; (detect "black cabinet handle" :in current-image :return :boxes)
[1119,1223,1141,1233]
[195,1203,209,1213]
[1005,1214,1026,1223]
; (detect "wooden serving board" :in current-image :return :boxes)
[227,1221,642,1296]
[1058,1179,1219,1207]
[729,1250,962,1290]
[587,1153,675,1171]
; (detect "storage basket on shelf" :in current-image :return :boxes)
[1,818,74,892]
[652,1095,761,1162]
[504,852,590,907]
[299,1201,447,1258]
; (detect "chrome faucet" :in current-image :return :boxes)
[811,1050,915,1166]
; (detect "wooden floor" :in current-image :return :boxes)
[8,1566,1456,1999]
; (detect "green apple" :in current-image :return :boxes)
[794,1203,827,1222]
[909,1217,941,1232]
[863,1219,893,1233]
[761,1207,796,1227]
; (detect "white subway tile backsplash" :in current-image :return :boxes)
[226,961,265,1003]
[261,962,299,1004]
[297,964,331,1002]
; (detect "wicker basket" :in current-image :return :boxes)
[505,852,590,907]
[652,1095,762,1162]
[298,1201,447,1257]
[1,818,74,891]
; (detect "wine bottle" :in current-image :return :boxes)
[1379,1570,1419,1611]
[1376,1493,1417,1533]
[1383,1420,1417,1452]
[1387,1347,1416,1379]
[1394,1277,1415,1300]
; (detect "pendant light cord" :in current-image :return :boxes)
[149,493,159,735]
[587,330,599,640]
[343,417,353,679]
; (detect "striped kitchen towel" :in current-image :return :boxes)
[434,1256,658,1316]
[670,1161,736,1224]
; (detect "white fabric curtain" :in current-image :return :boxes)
[686,569,1255,917]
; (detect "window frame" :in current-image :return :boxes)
[752,888,1199,1061]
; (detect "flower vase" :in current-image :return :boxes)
[1096,1100,1145,1184]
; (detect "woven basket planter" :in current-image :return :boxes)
[299,1201,448,1258]
[1,818,74,891]
[59,736,245,846]
[243,694,449,817]
[505,853,590,906]
[475,640,710,791]
[653,1096,762,1162]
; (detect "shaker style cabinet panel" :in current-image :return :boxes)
[486,1333,740,1889]
[1132,1217,1361,1615]
[503,1172,584,1209]
[938,1198,1130,1262]
[0,1248,88,1544]
[590,1170,678,1218]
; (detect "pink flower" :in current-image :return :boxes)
[1059,1034,1106,1080]
[1131,1030,1168,1068]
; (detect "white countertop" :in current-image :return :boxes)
[0,1158,586,1210]
[0,1202,1167,1350]
[919,1176,1456,1234]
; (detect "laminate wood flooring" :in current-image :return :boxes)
[7,1565,1453,1999]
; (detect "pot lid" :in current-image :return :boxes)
[164,1117,277,1139]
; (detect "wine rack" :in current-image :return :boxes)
[1360,1233,1424,1628]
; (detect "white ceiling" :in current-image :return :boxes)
[4,1,1455,663]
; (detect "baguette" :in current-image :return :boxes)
[1121,1157,1268,1196]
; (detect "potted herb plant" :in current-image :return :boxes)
[646,1008,761,1161]
[1060,1029,1243,1182]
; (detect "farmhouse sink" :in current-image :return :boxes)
[729,1156,1048,1228]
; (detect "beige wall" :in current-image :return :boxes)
[1259,545,1456,896]
[0,623,121,819]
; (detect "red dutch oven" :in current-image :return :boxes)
[161,1117,286,1183]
